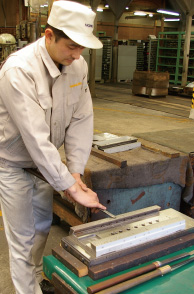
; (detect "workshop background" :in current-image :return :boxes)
[1,0,194,293]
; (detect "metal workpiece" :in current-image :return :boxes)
[69,205,161,236]
[90,217,185,257]
[99,209,116,218]
[61,206,194,266]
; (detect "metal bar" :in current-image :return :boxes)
[94,255,194,294]
[99,209,116,219]
[87,263,157,294]
[160,250,194,267]
[171,255,194,271]
[95,266,171,294]
[87,249,194,294]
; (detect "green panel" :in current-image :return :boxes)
[43,256,89,294]
[44,245,194,294]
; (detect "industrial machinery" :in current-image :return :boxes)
[0,33,16,63]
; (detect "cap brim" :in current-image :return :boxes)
[61,29,103,49]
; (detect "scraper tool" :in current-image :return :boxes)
[100,209,116,218]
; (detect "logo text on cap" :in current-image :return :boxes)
[85,24,93,28]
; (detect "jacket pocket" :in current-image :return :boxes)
[6,135,26,155]
[67,83,81,106]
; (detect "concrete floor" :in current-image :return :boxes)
[1,83,194,294]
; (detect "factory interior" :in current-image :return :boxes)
[1,0,194,293]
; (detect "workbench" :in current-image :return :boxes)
[43,245,194,294]
[55,139,193,225]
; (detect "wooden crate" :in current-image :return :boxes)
[132,70,169,98]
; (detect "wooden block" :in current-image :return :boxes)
[53,198,83,227]
[52,272,78,294]
[52,245,88,277]
[91,147,127,168]
[88,233,194,280]
[140,139,180,158]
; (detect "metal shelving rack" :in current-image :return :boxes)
[100,36,112,82]
[156,31,194,85]
[136,40,157,72]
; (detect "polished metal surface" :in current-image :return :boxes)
[90,217,185,257]
[99,209,116,218]
[61,206,194,265]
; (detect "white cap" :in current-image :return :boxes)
[47,1,103,49]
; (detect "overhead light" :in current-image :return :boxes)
[157,9,180,16]
[126,7,129,10]
[105,4,109,8]
[97,8,103,12]
[164,18,180,21]
[134,11,147,16]
[149,13,153,17]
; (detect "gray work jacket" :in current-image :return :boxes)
[0,37,93,191]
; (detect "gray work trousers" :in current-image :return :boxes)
[0,166,53,294]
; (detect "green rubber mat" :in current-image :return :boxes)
[43,245,194,294]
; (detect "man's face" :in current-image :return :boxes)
[45,29,85,67]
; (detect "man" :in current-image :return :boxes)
[0,1,106,294]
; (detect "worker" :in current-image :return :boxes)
[0,1,106,294]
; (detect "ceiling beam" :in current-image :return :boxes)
[106,0,133,19]
[169,0,194,15]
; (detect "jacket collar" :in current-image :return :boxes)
[39,36,61,78]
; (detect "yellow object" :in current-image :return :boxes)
[70,82,82,88]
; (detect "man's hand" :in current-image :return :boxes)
[71,173,88,192]
[66,181,106,210]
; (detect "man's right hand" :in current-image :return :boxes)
[66,182,106,210]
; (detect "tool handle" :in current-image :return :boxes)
[87,263,157,294]
[24,168,65,197]
[24,168,48,182]
[95,266,171,294]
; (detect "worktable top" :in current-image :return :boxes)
[43,245,194,294]
[59,143,190,191]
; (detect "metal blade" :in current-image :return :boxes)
[171,255,194,271]
[160,250,194,267]
[100,209,116,218]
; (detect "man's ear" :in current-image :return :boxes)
[45,28,55,44]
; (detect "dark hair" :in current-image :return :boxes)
[45,23,70,42]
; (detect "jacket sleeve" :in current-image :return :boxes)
[64,60,93,175]
[0,67,76,191]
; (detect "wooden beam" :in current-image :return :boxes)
[52,272,78,294]
[52,245,88,277]
[91,147,127,168]
[53,198,83,227]
[139,139,180,158]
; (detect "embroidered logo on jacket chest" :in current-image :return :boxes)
[70,82,82,88]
